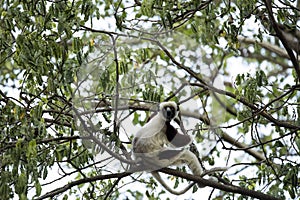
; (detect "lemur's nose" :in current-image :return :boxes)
[166,107,172,117]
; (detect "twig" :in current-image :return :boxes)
[103,178,121,200]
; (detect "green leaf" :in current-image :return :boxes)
[174,178,179,189]
[192,184,198,193]
[133,112,140,125]
[42,167,48,180]
[27,139,37,158]
[63,194,69,200]
[15,173,27,195]
[35,181,42,196]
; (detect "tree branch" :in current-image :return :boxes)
[263,0,300,81]
[35,167,282,200]
[160,168,282,200]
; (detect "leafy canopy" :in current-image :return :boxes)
[0,0,299,199]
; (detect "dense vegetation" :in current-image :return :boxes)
[0,0,299,199]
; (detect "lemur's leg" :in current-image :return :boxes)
[171,150,202,175]
[151,171,195,195]
[171,149,204,187]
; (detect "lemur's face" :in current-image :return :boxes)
[159,102,179,121]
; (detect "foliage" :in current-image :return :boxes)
[0,0,299,199]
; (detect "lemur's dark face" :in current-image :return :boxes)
[160,102,179,122]
[162,106,176,121]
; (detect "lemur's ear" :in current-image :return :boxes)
[146,103,160,122]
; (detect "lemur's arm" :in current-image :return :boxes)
[165,121,192,147]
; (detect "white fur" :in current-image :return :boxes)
[132,102,229,194]
[132,102,205,193]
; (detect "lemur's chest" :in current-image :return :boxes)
[133,125,168,153]
[151,126,168,147]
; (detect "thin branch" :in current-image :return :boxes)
[224,127,300,152]
[103,178,122,200]
[164,82,189,102]
[238,36,300,61]
[35,171,132,200]
[110,34,120,139]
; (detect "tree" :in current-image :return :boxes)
[0,0,299,199]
